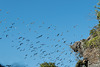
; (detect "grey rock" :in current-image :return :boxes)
[71,35,100,67]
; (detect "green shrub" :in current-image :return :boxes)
[90,29,97,37]
[84,36,100,48]
[40,62,57,67]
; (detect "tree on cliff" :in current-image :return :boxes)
[71,0,100,67]
[95,0,100,21]
[40,62,57,67]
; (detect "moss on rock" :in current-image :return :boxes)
[85,36,100,48]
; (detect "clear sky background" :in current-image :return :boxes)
[0,0,99,67]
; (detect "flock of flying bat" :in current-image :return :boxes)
[0,9,79,67]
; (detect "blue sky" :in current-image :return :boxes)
[0,0,99,67]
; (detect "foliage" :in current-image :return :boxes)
[75,60,86,67]
[82,22,100,48]
[75,1,100,67]
[86,36,100,48]
[95,0,100,20]
[89,29,97,37]
[40,62,57,67]
[84,25,100,48]
[89,23,100,37]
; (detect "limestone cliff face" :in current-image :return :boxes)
[89,62,100,67]
[83,48,100,67]
[71,35,100,67]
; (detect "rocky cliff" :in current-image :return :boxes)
[70,23,100,67]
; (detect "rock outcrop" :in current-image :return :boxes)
[71,35,100,67]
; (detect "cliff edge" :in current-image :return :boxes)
[70,23,100,67]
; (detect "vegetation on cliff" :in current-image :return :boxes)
[40,62,57,67]
[71,0,100,67]
[83,0,100,49]
[83,23,100,48]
